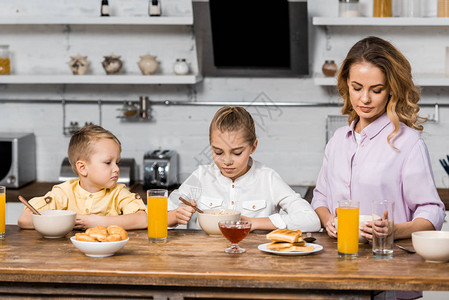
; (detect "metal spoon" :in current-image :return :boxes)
[304,232,316,243]
[396,244,416,254]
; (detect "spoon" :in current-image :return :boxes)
[18,195,41,215]
[303,232,316,243]
[395,244,416,254]
[179,197,204,214]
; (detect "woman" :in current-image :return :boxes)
[311,36,445,242]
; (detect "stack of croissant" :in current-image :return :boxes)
[75,225,128,242]
[266,229,314,252]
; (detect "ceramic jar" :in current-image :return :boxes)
[173,58,189,75]
[322,60,338,77]
[102,54,123,75]
[68,54,90,75]
[138,54,159,75]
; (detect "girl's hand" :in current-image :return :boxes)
[74,214,103,230]
[174,201,196,225]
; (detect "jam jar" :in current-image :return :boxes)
[0,45,11,75]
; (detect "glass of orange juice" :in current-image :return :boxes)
[337,199,359,259]
[0,186,5,239]
[147,189,168,243]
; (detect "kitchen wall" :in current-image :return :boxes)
[1,0,449,190]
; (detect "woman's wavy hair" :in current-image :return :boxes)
[337,36,425,148]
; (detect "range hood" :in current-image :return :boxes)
[192,0,309,77]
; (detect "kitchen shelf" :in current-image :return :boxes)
[0,75,202,85]
[313,17,449,26]
[0,16,193,25]
[314,74,449,86]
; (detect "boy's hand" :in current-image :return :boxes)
[74,214,104,230]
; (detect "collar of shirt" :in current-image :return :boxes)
[346,112,391,141]
[74,180,107,199]
[212,157,257,186]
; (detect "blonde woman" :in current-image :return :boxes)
[312,36,445,242]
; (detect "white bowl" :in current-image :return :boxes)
[412,231,449,263]
[335,215,374,244]
[197,209,241,235]
[32,210,76,238]
[70,236,129,257]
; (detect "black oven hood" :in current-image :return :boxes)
[192,0,309,77]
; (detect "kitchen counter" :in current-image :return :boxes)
[0,226,448,298]
[6,182,449,210]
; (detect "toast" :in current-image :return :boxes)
[266,229,303,243]
[266,241,306,250]
[279,245,315,252]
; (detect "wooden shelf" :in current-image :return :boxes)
[314,74,449,87]
[313,17,449,26]
[0,75,202,84]
[0,16,193,25]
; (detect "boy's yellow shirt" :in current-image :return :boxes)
[28,179,146,216]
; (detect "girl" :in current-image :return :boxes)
[167,106,320,232]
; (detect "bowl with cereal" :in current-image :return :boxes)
[197,209,241,236]
[32,210,76,238]
[71,225,129,257]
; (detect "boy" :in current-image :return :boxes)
[18,125,147,230]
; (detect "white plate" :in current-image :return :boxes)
[258,242,323,256]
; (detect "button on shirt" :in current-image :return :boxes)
[28,179,146,216]
[312,113,445,230]
[168,159,321,232]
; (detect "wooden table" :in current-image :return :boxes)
[0,226,448,299]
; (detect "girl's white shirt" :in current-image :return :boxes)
[168,158,321,232]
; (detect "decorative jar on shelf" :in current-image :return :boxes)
[173,58,189,75]
[68,54,90,75]
[339,0,360,17]
[322,60,338,77]
[102,54,123,75]
[0,45,11,75]
[438,0,449,17]
[138,54,159,75]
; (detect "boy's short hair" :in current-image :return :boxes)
[209,106,257,145]
[68,124,121,174]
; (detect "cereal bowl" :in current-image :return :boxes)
[32,210,76,238]
[412,231,449,263]
[197,209,241,235]
[70,236,129,257]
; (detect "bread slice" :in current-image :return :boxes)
[266,229,303,243]
[266,241,306,250]
[279,245,315,252]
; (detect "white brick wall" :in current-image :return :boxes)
[1,0,449,189]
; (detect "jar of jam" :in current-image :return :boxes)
[373,0,392,17]
[0,45,10,75]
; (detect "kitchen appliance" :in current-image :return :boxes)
[58,157,136,186]
[143,149,178,189]
[0,132,36,188]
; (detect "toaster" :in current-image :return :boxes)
[58,157,136,186]
[0,132,36,188]
[143,149,178,189]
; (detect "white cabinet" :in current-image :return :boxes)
[312,17,449,87]
[0,14,201,85]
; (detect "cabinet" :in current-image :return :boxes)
[0,16,201,85]
[312,17,449,87]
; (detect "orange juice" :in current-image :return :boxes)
[337,206,359,257]
[147,191,168,243]
[0,186,5,238]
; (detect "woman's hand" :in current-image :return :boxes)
[325,214,338,239]
[360,220,373,242]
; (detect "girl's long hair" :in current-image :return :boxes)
[337,36,425,148]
